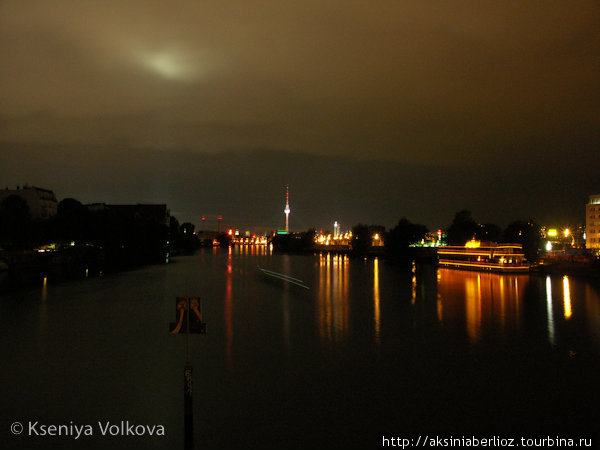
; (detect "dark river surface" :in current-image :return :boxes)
[1,246,599,449]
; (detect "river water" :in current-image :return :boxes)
[1,247,599,449]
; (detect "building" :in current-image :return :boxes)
[0,185,57,219]
[586,194,600,251]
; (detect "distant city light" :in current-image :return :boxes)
[547,229,558,237]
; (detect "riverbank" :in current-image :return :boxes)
[0,244,173,293]
[533,261,600,278]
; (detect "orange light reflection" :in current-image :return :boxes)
[563,276,572,319]
[373,258,380,343]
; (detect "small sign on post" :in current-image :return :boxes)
[169,297,207,334]
[169,296,206,450]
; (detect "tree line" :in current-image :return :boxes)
[0,196,198,270]
[352,209,541,262]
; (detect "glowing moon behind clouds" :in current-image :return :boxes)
[139,49,199,81]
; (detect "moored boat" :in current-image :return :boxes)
[438,240,530,273]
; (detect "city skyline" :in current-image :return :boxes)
[1,177,594,237]
[1,1,599,230]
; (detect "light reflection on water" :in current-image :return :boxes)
[418,269,598,352]
[373,257,380,343]
[303,252,600,351]
[563,275,572,319]
[305,252,599,352]
[225,245,233,371]
[546,275,556,346]
[317,253,349,343]
[437,270,527,344]
[3,248,600,449]
[586,283,600,350]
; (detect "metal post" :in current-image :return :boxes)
[184,365,193,450]
[184,299,193,450]
[186,299,190,363]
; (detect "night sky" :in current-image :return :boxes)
[1,1,599,231]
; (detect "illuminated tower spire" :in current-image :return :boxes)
[284,185,291,233]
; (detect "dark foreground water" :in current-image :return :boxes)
[1,247,599,449]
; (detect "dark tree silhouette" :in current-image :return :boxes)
[178,222,199,253]
[181,222,195,235]
[446,210,479,245]
[386,218,429,253]
[501,220,542,263]
[475,223,502,243]
[56,198,89,241]
[301,228,316,248]
[351,223,372,255]
[0,195,32,248]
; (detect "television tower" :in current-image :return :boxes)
[284,185,291,233]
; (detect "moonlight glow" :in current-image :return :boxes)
[141,50,194,80]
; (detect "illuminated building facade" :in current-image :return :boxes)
[0,185,57,219]
[586,194,600,250]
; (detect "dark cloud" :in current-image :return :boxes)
[1,1,598,228]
